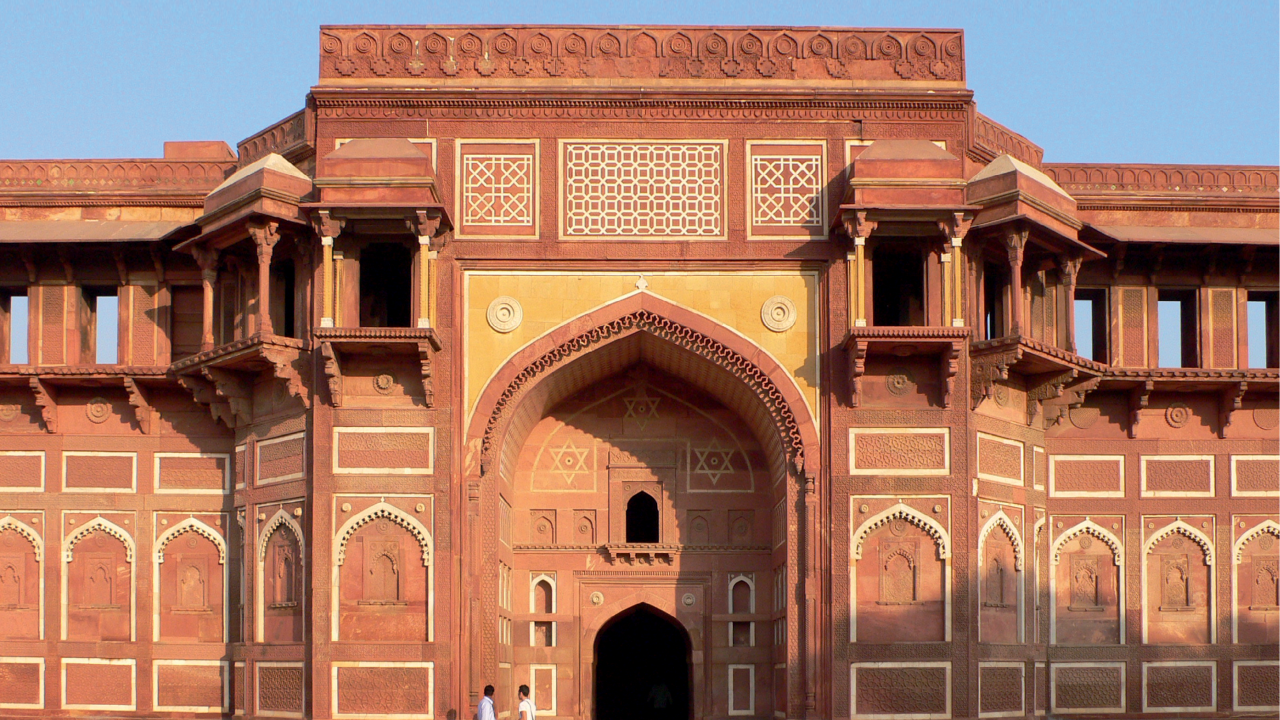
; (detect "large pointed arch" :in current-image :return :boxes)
[1049,519,1126,645]
[257,509,305,563]
[1233,519,1279,564]
[466,291,820,482]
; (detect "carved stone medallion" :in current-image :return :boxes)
[886,368,915,396]
[760,295,797,332]
[85,397,111,424]
[1165,402,1191,428]
[486,296,523,333]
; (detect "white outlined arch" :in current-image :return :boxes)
[1233,520,1280,643]
[1033,516,1046,645]
[849,501,953,643]
[977,510,1025,643]
[1049,519,1125,645]
[1142,519,1216,644]
[330,502,434,642]
[978,511,1024,571]
[61,516,136,642]
[0,515,44,639]
[152,518,228,642]
[256,509,305,643]
[528,573,557,648]
[852,503,951,561]
[1050,519,1123,566]
[729,574,756,613]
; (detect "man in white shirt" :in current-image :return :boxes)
[478,685,496,720]
[517,684,535,720]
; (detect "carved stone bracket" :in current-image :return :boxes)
[841,209,878,241]
[318,342,343,407]
[846,341,869,407]
[1044,375,1102,427]
[1128,380,1154,438]
[970,346,1023,410]
[408,208,448,248]
[28,378,57,433]
[311,210,345,241]
[1220,381,1247,438]
[178,374,236,429]
[417,341,435,408]
[940,342,961,409]
[201,367,254,425]
[1025,369,1078,425]
[604,544,675,565]
[122,377,153,434]
[261,347,311,409]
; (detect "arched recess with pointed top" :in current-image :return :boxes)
[1049,519,1125,645]
[152,518,228,643]
[1233,520,1280,643]
[61,516,136,642]
[331,502,434,642]
[0,515,44,640]
[255,509,305,643]
[977,511,1024,643]
[1141,520,1216,644]
[849,503,952,643]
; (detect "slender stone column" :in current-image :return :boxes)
[1004,227,1028,336]
[191,245,219,351]
[844,211,876,330]
[409,210,443,329]
[312,211,344,329]
[248,221,281,336]
[1060,254,1082,352]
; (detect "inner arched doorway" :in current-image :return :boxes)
[594,604,691,720]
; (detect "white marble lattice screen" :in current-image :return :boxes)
[560,141,725,238]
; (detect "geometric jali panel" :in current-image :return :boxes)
[562,142,723,237]
[752,154,822,228]
[463,155,533,226]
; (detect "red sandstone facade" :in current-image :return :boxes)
[0,24,1275,720]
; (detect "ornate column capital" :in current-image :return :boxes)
[247,220,281,264]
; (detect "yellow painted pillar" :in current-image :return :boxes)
[853,237,867,327]
[417,237,436,329]
[951,237,965,327]
[320,237,335,328]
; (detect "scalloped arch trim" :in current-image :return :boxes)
[155,518,227,564]
[258,509,305,563]
[1143,519,1214,565]
[0,515,43,562]
[64,516,134,563]
[1051,519,1122,566]
[978,510,1024,571]
[334,502,433,567]
[852,503,950,561]
[1235,520,1280,563]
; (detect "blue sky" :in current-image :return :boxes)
[0,0,1275,164]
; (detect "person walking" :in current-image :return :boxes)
[477,685,496,720]
[517,685,535,720]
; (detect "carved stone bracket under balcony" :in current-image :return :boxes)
[1098,369,1277,439]
[29,378,57,433]
[171,333,311,428]
[0,366,171,434]
[971,334,1107,423]
[603,544,676,565]
[844,326,969,408]
[312,327,442,408]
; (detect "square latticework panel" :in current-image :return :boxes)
[561,141,725,239]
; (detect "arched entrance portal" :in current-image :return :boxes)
[594,604,691,720]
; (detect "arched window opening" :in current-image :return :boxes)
[625,493,659,543]
[534,580,554,614]
[730,578,754,647]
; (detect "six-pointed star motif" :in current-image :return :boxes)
[548,440,590,484]
[623,389,661,430]
[692,438,736,484]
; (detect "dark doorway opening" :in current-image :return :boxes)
[625,493,659,543]
[359,243,413,328]
[872,243,925,326]
[594,604,691,720]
